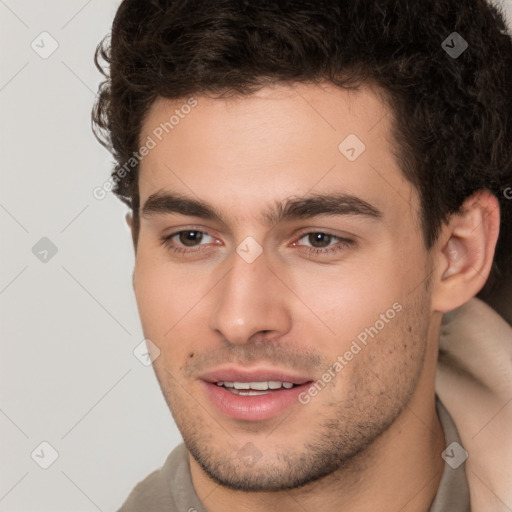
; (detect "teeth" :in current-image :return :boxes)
[246,382,268,390]
[233,382,251,390]
[218,381,297,390]
[227,389,270,396]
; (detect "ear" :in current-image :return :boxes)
[125,211,138,252]
[126,212,138,291]
[431,190,500,313]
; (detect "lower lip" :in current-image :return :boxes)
[202,381,311,421]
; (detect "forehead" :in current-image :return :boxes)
[137,82,419,228]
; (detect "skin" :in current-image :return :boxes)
[129,82,499,511]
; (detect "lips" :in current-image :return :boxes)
[200,367,313,421]
[201,367,312,385]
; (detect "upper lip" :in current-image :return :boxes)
[200,366,313,385]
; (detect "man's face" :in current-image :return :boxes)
[133,83,436,491]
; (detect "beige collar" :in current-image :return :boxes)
[436,298,512,511]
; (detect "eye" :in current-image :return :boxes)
[175,230,213,247]
[293,231,355,255]
[161,229,217,253]
[299,232,337,248]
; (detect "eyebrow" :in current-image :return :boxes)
[141,191,382,225]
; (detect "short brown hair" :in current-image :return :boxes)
[92,0,512,294]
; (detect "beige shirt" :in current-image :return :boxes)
[117,396,469,512]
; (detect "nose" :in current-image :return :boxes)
[208,250,292,345]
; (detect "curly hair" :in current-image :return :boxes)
[92,0,512,294]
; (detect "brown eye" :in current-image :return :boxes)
[293,231,355,256]
[178,230,204,247]
[161,229,216,253]
[307,233,333,248]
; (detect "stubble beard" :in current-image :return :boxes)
[155,290,431,492]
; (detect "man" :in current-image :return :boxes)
[92,0,512,510]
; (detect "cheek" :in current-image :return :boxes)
[133,251,214,363]
[133,259,167,332]
[287,262,403,342]
[286,239,427,364]
[133,252,191,339]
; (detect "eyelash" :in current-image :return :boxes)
[160,229,355,257]
[293,232,355,255]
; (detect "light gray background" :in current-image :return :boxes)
[0,1,511,511]
[1,2,180,511]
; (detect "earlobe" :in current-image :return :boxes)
[432,190,500,313]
